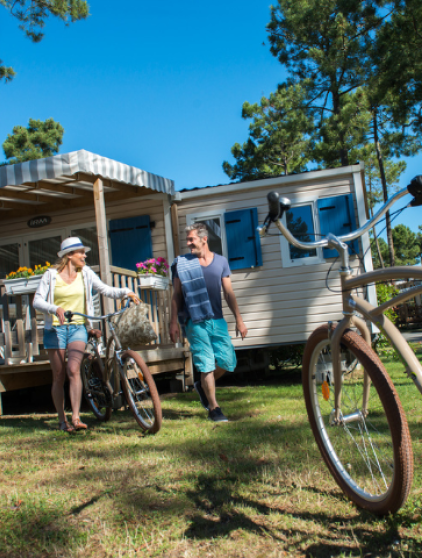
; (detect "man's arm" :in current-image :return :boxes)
[222,276,248,339]
[170,277,183,343]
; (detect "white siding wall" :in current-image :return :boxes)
[176,173,365,348]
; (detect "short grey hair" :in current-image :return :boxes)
[185,222,208,239]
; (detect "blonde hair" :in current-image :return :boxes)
[53,253,83,273]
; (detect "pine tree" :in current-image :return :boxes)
[1,0,89,82]
[223,82,313,180]
[2,118,64,164]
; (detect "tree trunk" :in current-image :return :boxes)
[368,178,385,268]
[373,108,395,266]
[372,225,385,268]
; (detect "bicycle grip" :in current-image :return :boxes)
[64,310,73,322]
[267,191,291,221]
[267,191,281,220]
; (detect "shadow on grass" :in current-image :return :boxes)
[182,473,415,558]
[2,380,422,558]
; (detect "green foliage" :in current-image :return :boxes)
[2,118,64,164]
[224,0,422,250]
[268,343,305,371]
[1,0,89,82]
[223,82,313,180]
[373,282,400,358]
[371,225,421,268]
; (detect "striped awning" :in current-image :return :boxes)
[0,149,174,195]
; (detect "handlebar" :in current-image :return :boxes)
[259,175,422,254]
[64,299,131,323]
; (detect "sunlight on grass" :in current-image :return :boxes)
[1,362,422,557]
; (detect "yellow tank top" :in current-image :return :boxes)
[53,272,86,326]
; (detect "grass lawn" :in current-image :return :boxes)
[1,349,422,558]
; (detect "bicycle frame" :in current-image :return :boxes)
[66,306,127,400]
[268,189,422,421]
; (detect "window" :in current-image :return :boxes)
[0,243,20,279]
[201,217,224,256]
[71,226,100,266]
[29,236,62,268]
[186,208,262,271]
[186,211,226,256]
[279,194,359,266]
[280,202,322,267]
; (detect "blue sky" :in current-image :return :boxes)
[1,0,420,233]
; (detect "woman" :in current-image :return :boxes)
[33,237,140,433]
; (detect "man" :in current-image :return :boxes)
[170,222,247,422]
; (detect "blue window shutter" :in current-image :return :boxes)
[317,194,359,258]
[109,215,152,270]
[224,208,263,270]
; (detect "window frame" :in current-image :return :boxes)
[279,198,324,268]
[186,210,228,258]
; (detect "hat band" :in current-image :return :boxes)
[61,242,85,251]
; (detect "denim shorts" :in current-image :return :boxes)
[185,318,237,374]
[43,324,88,350]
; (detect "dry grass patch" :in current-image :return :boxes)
[0,364,422,557]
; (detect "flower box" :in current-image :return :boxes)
[3,275,42,296]
[138,275,170,290]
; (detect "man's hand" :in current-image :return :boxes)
[236,319,248,340]
[55,307,65,325]
[169,321,180,343]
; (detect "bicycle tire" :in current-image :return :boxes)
[302,324,413,515]
[80,354,112,421]
[119,350,162,433]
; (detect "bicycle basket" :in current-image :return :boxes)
[111,302,157,348]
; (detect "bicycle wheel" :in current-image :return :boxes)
[302,324,413,515]
[119,350,162,433]
[80,354,112,421]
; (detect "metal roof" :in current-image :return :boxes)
[0,149,174,218]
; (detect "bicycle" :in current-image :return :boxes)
[64,303,162,434]
[258,175,422,515]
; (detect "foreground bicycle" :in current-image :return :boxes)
[258,175,422,515]
[65,304,162,434]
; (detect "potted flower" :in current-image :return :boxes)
[136,257,170,290]
[4,262,51,295]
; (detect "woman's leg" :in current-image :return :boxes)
[66,341,86,422]
[48,349,67,423]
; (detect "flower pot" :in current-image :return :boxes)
[138,274,170,290]
[3,275,43,296]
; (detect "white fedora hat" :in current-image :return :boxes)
[57,237,91,258]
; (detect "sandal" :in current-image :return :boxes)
[59,420,75,433]
[72,418,88,430]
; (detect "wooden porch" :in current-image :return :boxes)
[0,151,194,415]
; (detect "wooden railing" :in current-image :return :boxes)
[91,265,172,346]
[0,266,173,365]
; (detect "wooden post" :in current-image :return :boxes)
[93,178,114,314]
[170,203,180,258]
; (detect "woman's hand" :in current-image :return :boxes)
[55,307,66,325]
[127,292,140,305]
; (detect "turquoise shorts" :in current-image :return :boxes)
[185,318,237,374]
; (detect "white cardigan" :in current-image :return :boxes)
[33,266,131,329]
